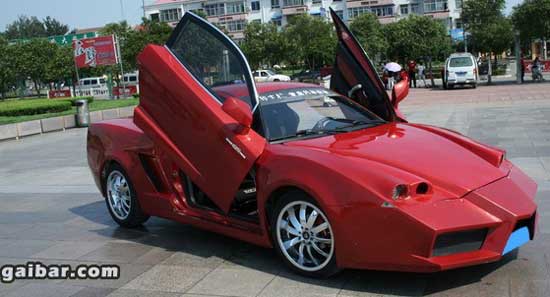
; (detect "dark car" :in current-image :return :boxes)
[291,69,321,82]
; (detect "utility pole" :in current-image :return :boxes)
[142,0,146,19]
[120,0,126,21]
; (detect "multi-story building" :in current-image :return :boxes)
[144,0,463,42]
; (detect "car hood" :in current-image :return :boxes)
[284,123,509,198]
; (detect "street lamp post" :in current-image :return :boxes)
[515,30,522,84]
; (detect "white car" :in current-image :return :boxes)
[253,70,291,82]
[443,53,478,89]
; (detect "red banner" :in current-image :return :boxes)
[73,36,118,68]
[113,86,138,97]
[522,60,550,73]
[48,90,71,98]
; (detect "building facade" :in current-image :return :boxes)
[144,0,463,41]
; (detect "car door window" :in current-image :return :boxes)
[167,13,258,109]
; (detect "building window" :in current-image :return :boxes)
[400,5,408,15]
[455,18,463,29]
[217,20,245,32]
[312,0,321,4]
[226,2,245,14]
[272,19,282,26]
[410,3,420,14]
[348,5,393,19]
[150,13,160,22]
[334,10,344,19]
[160,8,182,22]
[283,0,304,7]
[251,1,260,11]
[347,6,369,19]
[456,0,463,9]
[372,5,393,17]
[424,0,448,12]
[271,0,280,8]
[204,3,225,16]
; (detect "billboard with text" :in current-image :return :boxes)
[73,36,118,68]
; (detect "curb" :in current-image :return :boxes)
[0,106,136,142]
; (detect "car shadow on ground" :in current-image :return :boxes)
[70,200,518,296]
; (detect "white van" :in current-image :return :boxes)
[443,53,478,89]
[79,77,107,89]
[123,72,139,86]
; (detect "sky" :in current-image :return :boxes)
[0,0,524,33]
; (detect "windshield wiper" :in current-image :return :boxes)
[325,118,386,130]
[270,129,345,142]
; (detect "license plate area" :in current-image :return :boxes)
[503,226,530,255]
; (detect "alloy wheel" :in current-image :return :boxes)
[276,201,334,272]
[106,170,132,220]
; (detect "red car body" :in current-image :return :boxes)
[87,10,537,274]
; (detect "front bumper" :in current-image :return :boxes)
[334,165,538,272]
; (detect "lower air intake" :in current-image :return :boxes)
[432,229,487,257]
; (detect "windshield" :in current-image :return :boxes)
[256,87,385,142]
[449,57,473,67]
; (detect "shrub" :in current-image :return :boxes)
[53,96,94,105]
[0,99,72,116]
[132,93,140,99]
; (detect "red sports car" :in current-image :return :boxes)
[87,10,538,277]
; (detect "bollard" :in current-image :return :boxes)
[75,99,90,127]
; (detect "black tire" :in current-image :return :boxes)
[273,79,280,82]
[104,163,149,228]
[472,83,477,89]
[443,81,448,89]
[270,191,339,278]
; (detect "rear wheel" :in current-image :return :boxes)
[104,163,149,228]
[270,191,339,278]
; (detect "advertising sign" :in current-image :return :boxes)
[73,36,118,68]
[49,32,97,46]
[48,90,72,99]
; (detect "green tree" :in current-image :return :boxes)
[349,12,388,60]
[0,37,17,98]
[43,16,69,36]
[122,18,173,70]
[13,38,57,96]
[283,14,336,70]
[241,22,287,68]
[512,0,550,51]
[44,45,74,89]
[4,15,69,39]
[384,15,451,62]
[462,0,513,83]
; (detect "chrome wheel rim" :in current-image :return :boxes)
[106,170,131,220]
[276,201,334,272]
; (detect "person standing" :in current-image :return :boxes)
[417,61,427,87]
[407,59,417,88]
[520,56,525,83]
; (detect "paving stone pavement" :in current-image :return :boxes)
[0,82,549,296]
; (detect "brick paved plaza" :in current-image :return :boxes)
[0,82,549,297]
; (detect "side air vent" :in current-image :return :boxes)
[138,154,165,192]
[432,229,487,257]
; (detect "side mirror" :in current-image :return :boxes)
[392,79,409,108]
[222,97,253,135]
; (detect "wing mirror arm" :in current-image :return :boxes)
[348,84,363,98]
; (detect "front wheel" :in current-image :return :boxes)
[271,192,339,278]
[104,163,149,228]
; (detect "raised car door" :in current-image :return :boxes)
[329,8,396,121]
[134,12,265,213]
